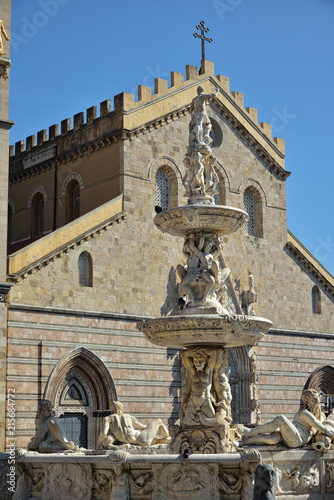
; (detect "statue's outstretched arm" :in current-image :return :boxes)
[1,24,9,41]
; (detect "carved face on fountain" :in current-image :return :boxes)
[193,354,207,371]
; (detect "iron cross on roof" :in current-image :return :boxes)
[193,20,213,62]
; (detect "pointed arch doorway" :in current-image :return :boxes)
[305,365,334,416]
[44,347,117,448]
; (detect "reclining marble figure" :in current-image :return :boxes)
[238,388,334,448]
[99,401,171,448]
[27,399,79,453]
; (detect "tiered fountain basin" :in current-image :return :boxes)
[154,205,249,237]
[137,314,273,349]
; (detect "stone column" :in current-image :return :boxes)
[0,0,14,452]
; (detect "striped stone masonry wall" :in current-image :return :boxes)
[6,306,181,449]
[256,330,334,420]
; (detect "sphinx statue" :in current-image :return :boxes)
[253,464,276,500]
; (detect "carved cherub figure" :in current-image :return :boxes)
[99,401,170,448]
[203,154,219,196]
[177,234,222,305]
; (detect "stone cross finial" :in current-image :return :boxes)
[193,21,213,62]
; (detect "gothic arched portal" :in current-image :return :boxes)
[44,347,117,448]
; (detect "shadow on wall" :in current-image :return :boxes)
[166,348,181,425]
[160,266,178,317]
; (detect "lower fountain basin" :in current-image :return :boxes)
[154,205,248,237]
[137,314,272,349]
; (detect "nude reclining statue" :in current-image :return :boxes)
[99,401,171,448]
[237,388,334,449]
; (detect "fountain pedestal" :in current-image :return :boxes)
[138,86,272,456]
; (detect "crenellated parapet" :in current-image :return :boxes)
[9,61,288,182]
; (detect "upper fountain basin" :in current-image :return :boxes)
[154,205,249,237]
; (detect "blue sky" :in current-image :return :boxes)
[9,0,334,274]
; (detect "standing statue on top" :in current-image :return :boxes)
[189,85,218,146]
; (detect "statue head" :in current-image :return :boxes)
[193,353,207,371]
[197,85,204,95]
[301,388,322,418]
[38,399,54,421]
[110,401,124,415]
[254,463,275,494]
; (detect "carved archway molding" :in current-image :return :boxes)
[237,178,267,206]
[228,345,255,425]
[148,156,182,181]
[60,171,84,197]
[149,157,182,208]
[44,347,117,407]
[27,185,48,208]
[44,347,117,448]
[305,365,334,395]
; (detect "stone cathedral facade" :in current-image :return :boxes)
[3,57,334,451]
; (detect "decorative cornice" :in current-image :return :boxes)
[286,230,334,296]
[9,90,289,184]
[0,281,14,302]
[0,118,15,130]
[9,134,120,185]
[7,211,126,283]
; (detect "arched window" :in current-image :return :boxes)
[66,180,81,223]
[31,192,44,237]
[7,204,12,244]
[312,285,321,314]
[155,169,170,211]
[243,187,263,238]
[78,252,92,287]
[243,189,256,236]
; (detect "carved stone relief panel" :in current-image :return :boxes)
[275,463,320,495]
[42,463,93,500]
[326,462,334,493]
[152,463,219,500]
